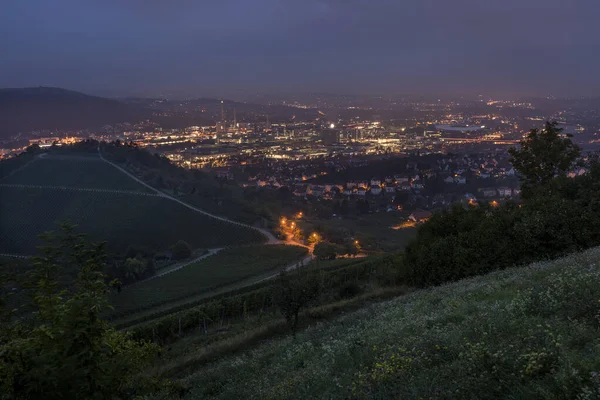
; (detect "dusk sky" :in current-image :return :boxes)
[2,0,600,99]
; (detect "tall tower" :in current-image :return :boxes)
[266,114,271,131]
[220,100,225,131]
[233,108,237,130]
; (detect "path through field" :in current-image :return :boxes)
[127,247,224,287]
[97,148,280,244]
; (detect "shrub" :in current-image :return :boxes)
[170,240,192,260]
[338,281,362,299]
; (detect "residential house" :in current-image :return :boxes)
[481,188,497,197]
[444,176,455,184]
[370,187,382,195]
[395,175,410,184]
[464,193,477,201]
[455,176,467,184]
[385,186,396,194]
[411,180,424,190]
[370,178,382,187]
[497,187,512,197]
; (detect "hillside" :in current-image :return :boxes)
[0,153,265,255]
[178,247,600,399]
[0,87,149,137]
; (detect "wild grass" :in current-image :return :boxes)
[176,247,600,399]
[110,245,307,316]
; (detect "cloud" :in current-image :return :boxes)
[2,0,600,96]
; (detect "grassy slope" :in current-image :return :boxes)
[0,156,265,254]
[110,245,308,316]
[0,156,153,191]
[180,248,600,400]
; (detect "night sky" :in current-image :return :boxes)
[2,0,600,98]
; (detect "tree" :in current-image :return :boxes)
[344,241,360,257]
[170,240,192,260]
[509,121,580,197]
[314,242,338,260]
[273,267,321,337]
[123,257,147,283]
[0,223,165,399]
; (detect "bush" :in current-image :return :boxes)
[338,281,362,299]
[0,224,163,399]
[404,161,600,287]
[314,242,339,260]
[170,240,192,260]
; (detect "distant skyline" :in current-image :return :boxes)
[2,0,600,99]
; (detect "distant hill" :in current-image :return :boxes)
[0,87,150,138]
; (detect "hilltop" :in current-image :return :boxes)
[177,247,600,399]
[0,148,266,255]
[0,87,150,137]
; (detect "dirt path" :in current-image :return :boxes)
[98,148,279,244]
[127,248,223,287]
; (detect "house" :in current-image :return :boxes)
[497,187,512,197]
[395,176,410,184]
[370,187,382,195]
[409,209,433,222]
[479,172,491,179]
[411,180,424,190]
[481,188,497,197]
[444,176,455,184]
[293,187,308,197]
[568,168,587,178]
[385,177,394,184]
[400,184,412,192]
[343,189,353,196]
[506,168,517,176]
[357,188,366,196]
[370,178,382,187]
[385,186,396,193]
[346,182,357,189]
[357,181,368,189]
[455,176,467,184]
[465,193,477,201]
